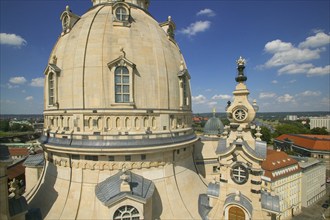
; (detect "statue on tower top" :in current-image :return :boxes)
[235,56,247,83]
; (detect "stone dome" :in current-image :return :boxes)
[42,1,196,153]
[204,115,224,136]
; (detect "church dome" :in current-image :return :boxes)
[204,115,224,136]
[41,1,196,153]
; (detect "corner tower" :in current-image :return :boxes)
[27,1,205,219]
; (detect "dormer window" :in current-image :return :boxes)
[115,7,129,21]
[112,2,131,27]
[60,5,80,35]
[177,61,191,109]
[108,48,136,107]
[115,66,130,103]
[44,57,61,109]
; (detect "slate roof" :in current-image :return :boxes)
[95,170,155,206]
[40,133,196,149]
[23,153,44,167]
[0,145,11,161]
[276,134,330,152]
[261,191,280,214]
[204,116,224,136]
[8,196,28,217]
[198,194,212,220]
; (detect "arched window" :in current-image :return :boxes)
[115,66,130,103]
[115,7,129,21]
[182,76,188,106]
[48,72,55,105]
[113,205,140,220]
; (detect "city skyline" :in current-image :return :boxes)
[1,0,329,114]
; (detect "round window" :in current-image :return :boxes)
[233,108,247,122]
[231,163,249,184]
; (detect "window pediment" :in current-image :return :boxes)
[44,63,61,76]
[60,5,80,35]
[107,56,136,70]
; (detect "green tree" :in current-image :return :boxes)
[260,126,272,144]
[0,120,10,132]
[310,127,329,135]
[273,122,309,137]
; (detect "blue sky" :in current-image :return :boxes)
[1,0,329,114]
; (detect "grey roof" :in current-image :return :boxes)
[207,182,220,197]
[215,139,234,155]
[25,208,42,220]
[224,193,253,217]
[198,194,212,220]
[95,170,155,206]
[0,145,11,161]
[23,153,44,167]
[204,116,224,136]
[40,133,196,149]
[8,196,28,217]
[261,191,280,214]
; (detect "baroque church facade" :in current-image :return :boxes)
[2,0,285,219]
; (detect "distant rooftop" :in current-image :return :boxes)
[276,134,330,152]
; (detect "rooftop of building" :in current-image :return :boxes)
[275,134,330,151]
[262,149,300,181]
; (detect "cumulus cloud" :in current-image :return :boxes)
[307,65,330,77]
[197,8,216,17]
[30,77,44,87]
[298,90,321,97]
[0,33,27,47]
[259,92,276,99]
[25,96,34,101]
[271,80,278,84]
[180,21,211,36]
[192,94,207,104]
[9,76,27,85]
[261,31,329,77]
[299,32,330,48]
[277,94,294,103]
[211,94,231,100]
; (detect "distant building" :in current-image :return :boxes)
[292,156,326,207]
[274,134,330,170]
[309,116,330,131]
[261,149,302,220]
[285,115,298,121]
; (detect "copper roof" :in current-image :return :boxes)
[276,134,330,151]
[9,148,29,156]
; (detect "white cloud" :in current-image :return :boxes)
[197,9,215,17]
[271,80,278,84]
[264,46,322,67]
[259,92,276,99]
[307,65,330,77]
[298,90,321,97]
[264,39,293,53]
[0,33,27,47]
[9,76,26,85]
[30,77,44,87]
[278,63,314,75]
[211,94,231,100]
[0,99,16,104]
[277,94,294,103]
[207,101,217,107]
[180,21,211,36]
[25,96,34,101]
[288,79,296,83]
[6,83,18,89]
[299,32,330,48]
[192,94,207,104]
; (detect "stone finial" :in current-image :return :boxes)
[180,60,185,71]
[66,5,70,12]
[168,16,172,21]
[212,107,216,117]
[52,55,57,64]
[8,178,22,199]
[236,127,243,142]
[255,126,262,141]
[120,47,126,58]
[236,56,245,66]
[234,190,240,201]
[120,167,131,192]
